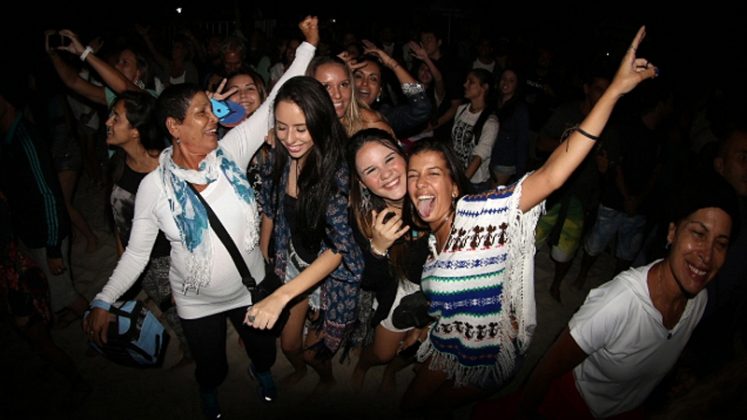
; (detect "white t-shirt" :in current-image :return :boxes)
[451,104,499,184]
[569,260,707,417]
[95,42,317,320]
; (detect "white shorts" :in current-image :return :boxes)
[379,279,420,333]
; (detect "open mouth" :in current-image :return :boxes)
[416,195,435,218]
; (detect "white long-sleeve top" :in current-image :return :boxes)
[95,41,316,320]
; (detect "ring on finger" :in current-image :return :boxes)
[247,315,256,323]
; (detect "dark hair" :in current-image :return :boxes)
[497,67,525,121]
[408,138,470,199]
[465,68,497,144]
[347,128,418,280]
[118,91,161,151]
[670,174,740,239]
[716,127,747,159]
[347,128,405,236]
[228,67,268,103]
[155,83,203,141]
[272,76,348,248]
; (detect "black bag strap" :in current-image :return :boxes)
[108,301,142,340]
[187,183,257,289]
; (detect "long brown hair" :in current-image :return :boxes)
[347,128,422,280]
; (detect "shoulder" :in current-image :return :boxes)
[572,266,645,323]
[138,170,165,197]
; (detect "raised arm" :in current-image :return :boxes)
[362,40,432,137]
[409,41,445,103]
[218,16,319,168]
[46,30,107,105]
[519,26,657,212]
[362,40,417,85]
[58,29,143,96]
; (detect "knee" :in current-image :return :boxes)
[196,362,228,389]
[281,340,302,355]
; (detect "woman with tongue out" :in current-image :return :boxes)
[400,26,660,416]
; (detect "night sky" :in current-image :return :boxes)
[7,1,747,109]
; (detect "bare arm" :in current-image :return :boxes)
[465,156,482,179]
[259,214,273,262]
[362,40,417,85]
[519,327,588,416]
[59,29,142,94]
[408,41,445,103]
[46,30,106,105]
[519,26,657,212]
[245,249,342,329]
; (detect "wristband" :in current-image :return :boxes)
[90,298,111,311]
[80,46,94,62]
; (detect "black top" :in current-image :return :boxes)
[283,193,320,264]
[352,212,429,326]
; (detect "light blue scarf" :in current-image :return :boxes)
[159,146,259,294]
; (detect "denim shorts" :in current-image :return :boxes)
[284,241,321,310]
[584,204,646,261]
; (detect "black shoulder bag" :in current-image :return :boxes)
[188,184,288,333]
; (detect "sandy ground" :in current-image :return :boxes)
[4,172,739,419]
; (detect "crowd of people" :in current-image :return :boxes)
[2,11,746,420]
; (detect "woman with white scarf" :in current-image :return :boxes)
[84,16,319,420]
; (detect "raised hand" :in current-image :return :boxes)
[370,209,410,255]
[337,51,367,71]
[207,78,237,101]
[609,26,658,97]
[58,29,86,56]
[298,16,319,47]
[362,39,398,69]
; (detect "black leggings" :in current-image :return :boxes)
[181,306,276,390]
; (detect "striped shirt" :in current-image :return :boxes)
[417,174,543,387]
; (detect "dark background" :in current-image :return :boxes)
[8,1,747,117]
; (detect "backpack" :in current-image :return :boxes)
[86,300,169,368]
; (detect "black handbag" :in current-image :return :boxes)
[188,184,289,333]
[391,291,434,330]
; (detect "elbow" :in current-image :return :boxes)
[536,165,564,193]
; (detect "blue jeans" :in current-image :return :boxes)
[584,204,646,261]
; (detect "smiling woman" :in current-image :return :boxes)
[83,16,319,418]
[246,75,364,395]
[400,26,660,418]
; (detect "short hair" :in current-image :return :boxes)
[670,174,740,239]
[155,83,203,140]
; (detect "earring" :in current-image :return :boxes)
[175,138,181,145]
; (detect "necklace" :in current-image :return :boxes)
[657,264,673,340]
